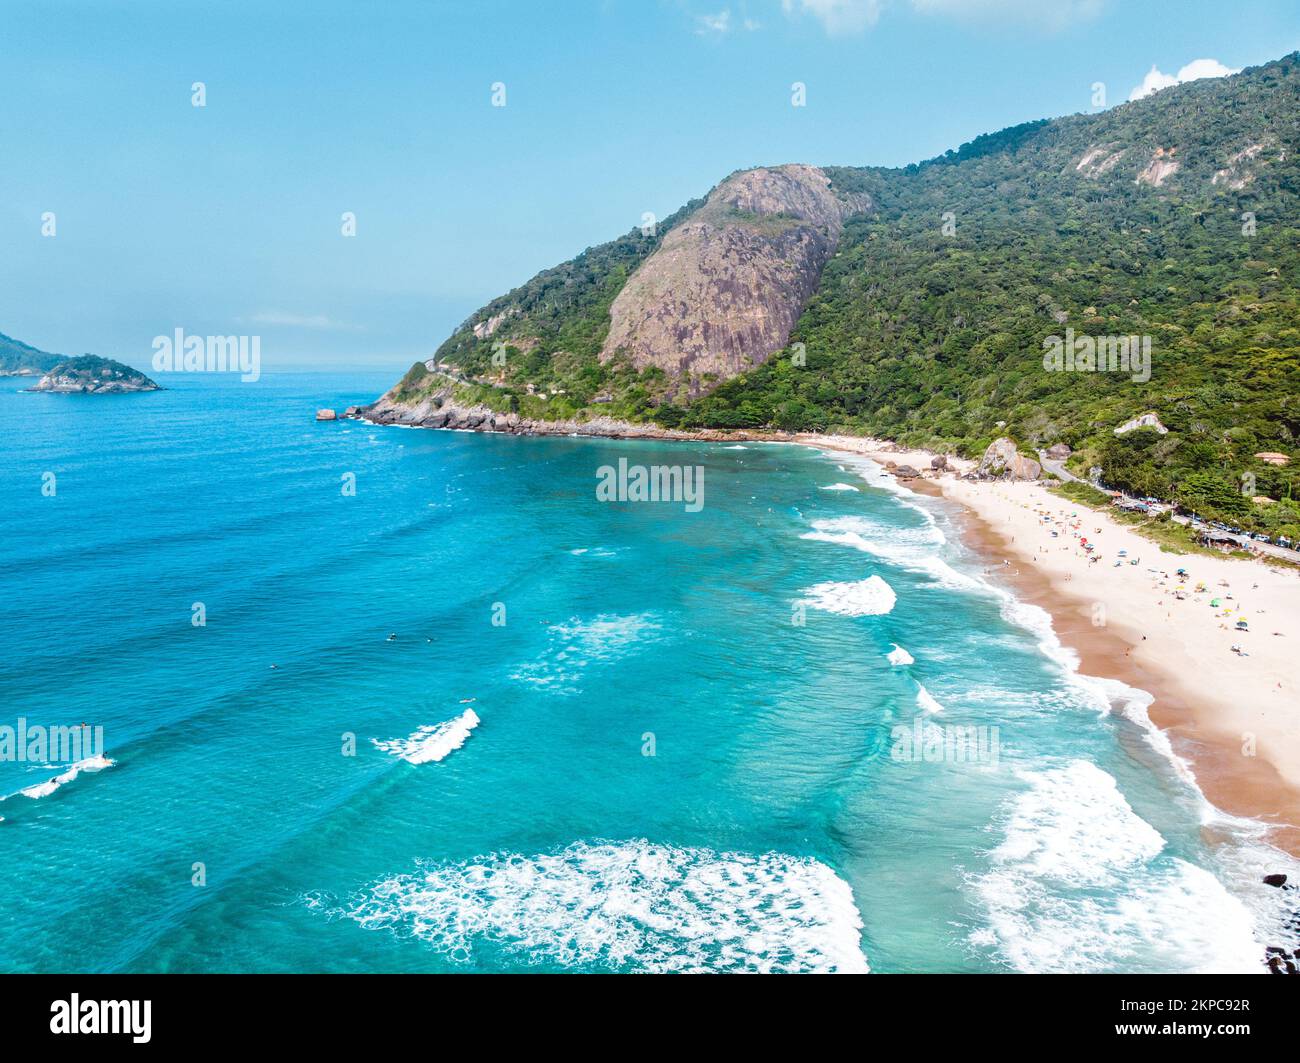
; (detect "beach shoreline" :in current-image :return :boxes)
[355,408,1300,858]
[800,433,1300,858]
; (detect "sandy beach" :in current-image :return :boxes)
[799,434,1300,855]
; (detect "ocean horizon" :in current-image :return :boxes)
[1,370,1292,974]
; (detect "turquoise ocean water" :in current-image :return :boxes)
[1,371,1295,973]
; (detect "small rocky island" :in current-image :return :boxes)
[31,355,160,394]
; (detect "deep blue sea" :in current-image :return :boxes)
[1,371,1295,973]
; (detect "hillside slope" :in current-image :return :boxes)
[369,53,1300,537]
[0,332,62,376]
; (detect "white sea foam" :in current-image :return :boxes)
[800,576,896,617]
[319,839,869,973]
[886,643,914,666]
[512,613,661,693]
[373,710,480,764]
[820,483,858,492]
[804,450,1288,965]
[17,755,115,800]
[997,596,1080,673]
[723,444,748,450]
[970,760,1263,973]
[915,683,944,715]
[801,516,982,593]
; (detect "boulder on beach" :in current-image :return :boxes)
[1266,948,1298,975]
[977,438,1041,481]
[930,454,947,471]
[894,464,921,479]
[316,408,337,421]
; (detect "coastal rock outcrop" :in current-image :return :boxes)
[976,438,1041,481]
[599,164,870,394]
[354,381,792,444]
[32,355,159,394]
[316,408,338,421]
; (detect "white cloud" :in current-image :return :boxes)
[696,9,733,33]
[694,7,761,34]
[781,0,885,36]
[1128,57,1239,101]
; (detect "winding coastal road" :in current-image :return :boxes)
[1036,449,1083,484]
[1035,449,1300,565]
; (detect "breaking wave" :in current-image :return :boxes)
[373,709,480,764]
[312,839,869,973]
[968,760,1263,973]
[800,576,896,617]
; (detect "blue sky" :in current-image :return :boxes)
[2,0,1297,372]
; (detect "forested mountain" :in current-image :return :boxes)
[375,53,1300,536]
[0,332,62,375]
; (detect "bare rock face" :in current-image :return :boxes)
[1046,443,1072,460]
[1114,411,1168,436]
[977,438,1041,481]
[1075,145,1126,178]
[1136,147,1180,187]
[1212,142,1271,190]
[599,164,870,395]
[316,408,337,421]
